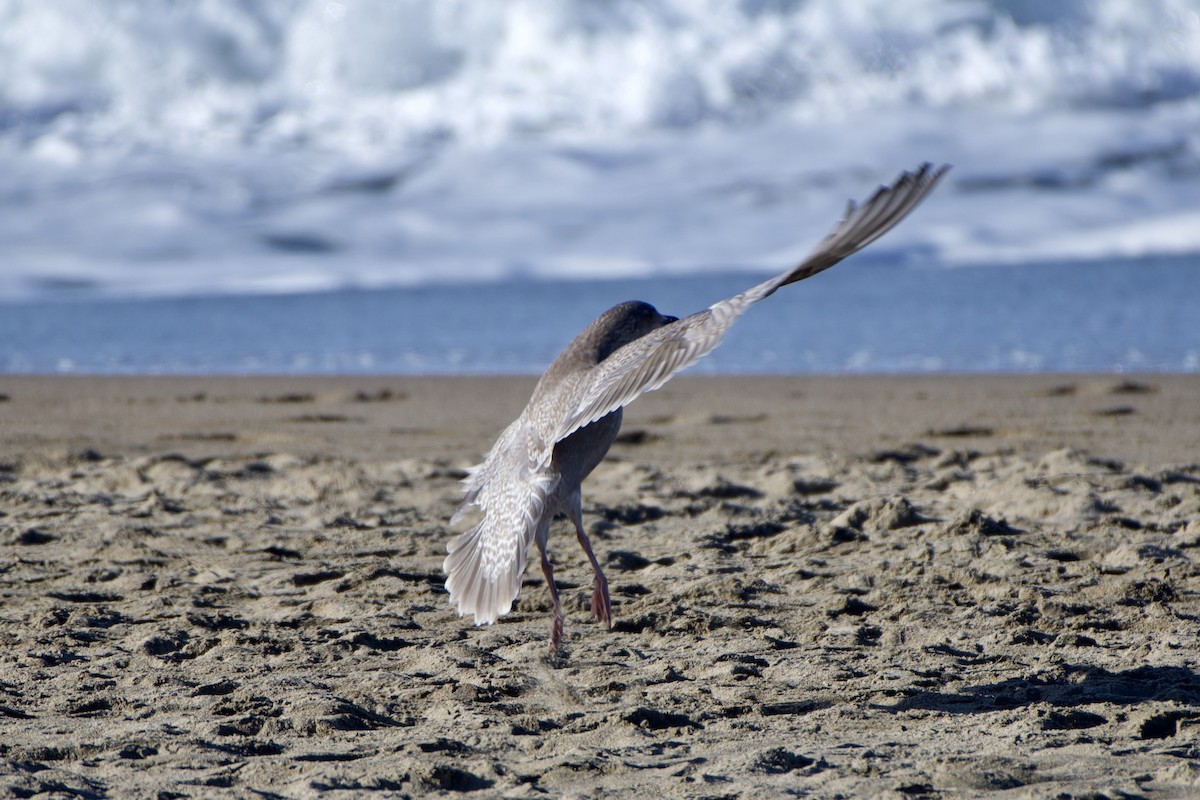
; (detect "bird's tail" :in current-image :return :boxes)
[444,420,558,625]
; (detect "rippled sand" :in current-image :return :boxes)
[2,375,1198,797]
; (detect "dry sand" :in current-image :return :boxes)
[1,374,1199,798]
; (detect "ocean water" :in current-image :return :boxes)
[2,256,1196,375]
[1,0,1199,374]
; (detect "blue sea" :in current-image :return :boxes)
[1,1,1198,375]
[2,256,1196,375]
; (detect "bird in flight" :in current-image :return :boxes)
[444,162,950,654]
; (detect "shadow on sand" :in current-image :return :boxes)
[885,664,1200,740]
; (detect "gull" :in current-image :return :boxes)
[444,162,950,654]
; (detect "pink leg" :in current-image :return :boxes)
[539,544,565,655]
[572,508,612,628]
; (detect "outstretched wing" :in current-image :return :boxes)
[444,419,559,625]
[553,162,950,443]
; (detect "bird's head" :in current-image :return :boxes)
[591,301,678,362]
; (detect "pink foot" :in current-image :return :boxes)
[591,574,612,628]
[549,608,564,656]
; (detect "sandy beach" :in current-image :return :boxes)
[2,373,1199,798]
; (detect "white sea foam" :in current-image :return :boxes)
[1,0,1199,298]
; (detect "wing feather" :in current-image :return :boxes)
[553,162,949,444]
[444,419,558,625]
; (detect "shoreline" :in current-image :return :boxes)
[3,372,1198,465]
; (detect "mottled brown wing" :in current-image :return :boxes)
[552,162,950,444]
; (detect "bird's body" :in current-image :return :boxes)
[444,163,950,653]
